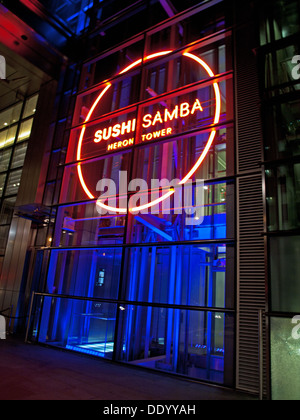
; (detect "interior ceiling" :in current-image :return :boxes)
[0,2,68,112]
[0,41,50,111]
[0,0,198,112]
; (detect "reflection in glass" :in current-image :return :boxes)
[0,126,17,149]
[128,182,227,243]
[4,169,22,197]
[122,244,227,307]
[60,152,130,203]
[0,103,22,128]
[0,225,10,254]
[11,142,28,169]
[23,95,38,119]
[117,305,232,384]
[56,203,126,247]
[271,317,300,400]
[265,100,300,160]
[45,248,122,299]
[0,148,12,172]
[37,296,117,360]
[0,197,16,225]
[17,119,33,142]
[260,0,300,45]
[270,236,300,313]
[0,174,6,197]
[266,163,300,231]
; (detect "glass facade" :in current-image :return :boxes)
[258,0,300,400]
[2,0,300,400]
[270,317,300,401]
[0,95,38,259]
[27,3,236,388]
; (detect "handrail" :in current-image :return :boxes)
[25,291,235,342]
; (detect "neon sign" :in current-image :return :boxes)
[92,98,204,148]
[77,50,221,211]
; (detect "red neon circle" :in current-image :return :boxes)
[77,50,221,212]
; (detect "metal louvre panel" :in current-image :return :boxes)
[235,8,264,175]
[234,1,267,394]
[237,175,266,394]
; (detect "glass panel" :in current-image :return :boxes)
[264,99,300,160]
[266,163,300,231]
[60,151,131,204]
[55,203,125,247]
[37,296,117,360]
[17,119,33,142]
[128,182,227,243]
[0,225,10,254]
[116,305,233,384]
[75,49,231,129]
[0,197,16,225]
[4,169,22,196]
[79,39,144,92]
[73,75,141,127]
[270,317,300,400]
[270,236,300,313]
[0,147,12,172]
[23,95,38,119]
[38,0,95,34]
[136,80,228,143]
[43,182,55,206]
[68,107,137,163]
[0,174,6,197]
[142,43,229,99]
[264,48,300,92]
[0,126,17,149]
[47,150,61,180]
[260,0,300,45]
[11,142,28,169]
[133,127,230,183]
[0,103,22,128]
[146,4,226,53]
[273,1,300,41]
[66,301,117,359]
[122,244,227,307]
[45,248,122,299]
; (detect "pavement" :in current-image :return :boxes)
[0,335,258,401]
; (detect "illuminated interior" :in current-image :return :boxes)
[1,0,300,400]
[0,95,38,254]
[26,2,235,388]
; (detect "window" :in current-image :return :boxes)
[0,93,38,249]
[17,119,33,142]
[0,148,12,172]
[117,305,234,384]
[11,143,28,169]
[260,0,300,45]
[270,236,300,313]
[266,163,300,231]
[121,244,230,308]
[270,317,300,400]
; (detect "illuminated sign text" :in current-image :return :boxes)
[93,98,204,150]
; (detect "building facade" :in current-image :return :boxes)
[0,0,299,400]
